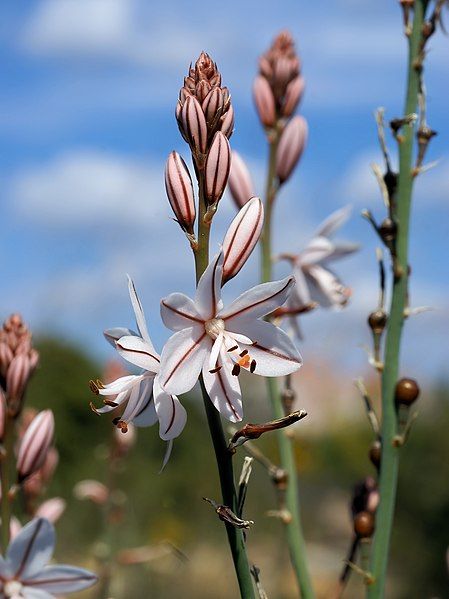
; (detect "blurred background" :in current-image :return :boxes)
[1,0,448,597]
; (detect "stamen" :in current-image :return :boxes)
[238,354,251,368]
[112,417,121,425]
[251,341,258,346]
[96,379,105,389]
[239,349,248,357]
[103,399,118,407]
[227,345,238,352]
[250,359,257,373]
[209,365,222,374]
[232,363,241,376]
[89,380,99,395]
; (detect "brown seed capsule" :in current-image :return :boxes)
[368,310,388,335]
[395,377,420,406]
[379,217,397,245]
[354,511,375,538]
[369,440,382,469]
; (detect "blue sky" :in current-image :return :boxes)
[1,0,448,383]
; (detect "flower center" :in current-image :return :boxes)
[4,580,23,597]
[205,318,225,340]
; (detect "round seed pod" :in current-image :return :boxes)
[379,217,397,245]
[369,440,382,469]
[354,511,375,538]
[395,377,420,406]
[368,310,388,335]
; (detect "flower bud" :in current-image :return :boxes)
[74,480,109,505]
[281,75,305,117]
[0,388,6,441]
[180,96,207,156]
[222,197,264,284]
[35,497,66,524]
[202,87,224,127]
[353,511,375,538]
[220,103,234,139]
[395,377,420,406]
[164,151,196,234]
[228,151,255,209]
[6,353,32,414]
[253,76,276,128]
[17,410,54,482]
[204,132,231,205]
[0,342,13,377]
[276,116,308,184]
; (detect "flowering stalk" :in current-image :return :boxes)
[257,32,314,599]
[367,1,431,595]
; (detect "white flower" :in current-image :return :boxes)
[286,206,359,311]
[159,251,302,422]
[0,517,97,598]
[91,276,187,445]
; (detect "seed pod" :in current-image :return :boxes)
[204,132,231,205]
[222,197,264,284]
[353,511,375,538]
[282,75,305,117]
[180,96,208,155]
[369,440,382,469]
[253,75,276,127]
[379,217,397,246]
[395,377,420,406]
[17,410,54,482]
[276,116,308,184]
[228,152,255,209]
[368,309,388,335]
[164,151,196,234]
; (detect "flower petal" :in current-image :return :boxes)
[22,588,53,598]
[103,327,137,347]
[24,564,97,594]
[121,378,152,424]
[325,241,360,261]
[194,252,224,320]
[314,205,352,238]
[7,518,54,580]
[126,275,155,348]
[219,277,294,323]
[98,375,141,396]
[159,327,210,395]
[92,390,129,414]
[153,378,187,440]
[115,336,160,372]
[132,379,158,427]
[298,236,334,266]
[202,348,243,422]
[306,265,350,308]
[237,319,302,376]
[291,266,312,307]
[160,293,204,331]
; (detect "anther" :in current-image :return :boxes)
[232,363,241,376]
[89,380,99,395]
[117,420,128,433]
[112,417,121,425]
[103,399,118,407]
[227,345,238,352]
[209,365,222,374]
[239,349,248,357]
[250,359,257,373]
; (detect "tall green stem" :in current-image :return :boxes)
[194,171,255,599]
[0,417,14,554]
[367,3,426,597]
[260,135,315,599]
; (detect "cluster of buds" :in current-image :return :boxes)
[167,53,233,235]
[0,314,39,419]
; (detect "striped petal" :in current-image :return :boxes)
[8,518,54,580]
[160,293,204,331]
[115,336,160,372]
[132,378,158,427]
[298,236,334,266]
[127,275,156,351]
[202,348,242,422]
[194,252,224,320]
[24,565,97,594]
[153,378,187,440]
[159,327,211,395]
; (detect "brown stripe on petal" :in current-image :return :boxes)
[223,278,292,321]
[15,518,44,578]
[26,574,97,587]
[163,332,207,387]
[251,343,300,364]
[216,365,240,420]
[164,395,177,435]
[115,343,160,364]
[161,300,204,324]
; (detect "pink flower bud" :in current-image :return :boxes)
[220,103,234,138]
[253,76,276,128]
[202,88,224,126]
[17,410,54,482]
[276,116,308,184]
[74,480,109,505]
[0,388,6,441]
[114,422,136,456]
[36,497,66,523]
[281,76,305,117]
[180,96,207,155]
[164,151,196,234]
[204,132,231,205]
[6,353,31,413]
[222,197,264,284]
[228,152,255,209]
[0,342,13,377]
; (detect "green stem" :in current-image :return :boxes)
[0,417,15,554]
[261,134,315,599]
[367,3,426,597]
[195,170,255,599]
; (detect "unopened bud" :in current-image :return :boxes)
[0,342,13,377]
[276,116,308,184]
[379,217,397,246]
[220,103,234,139]
[228,152,255,209]
[165,151,196,234]
[395,377,420,406]
[281,75,305,117]
[204,132,231,205]
[253,76,276,128]
[0,388,6,441]
[6,353,32,414]
[180,96,208,156]
[74,479,109,505]
[353,511,375,538]
[35,497,66,524]
[222,198,264,284]
[368,310,388,335]
[17,410,54,482]
[202,88,224,127]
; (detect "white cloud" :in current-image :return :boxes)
[9,150,167,228]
